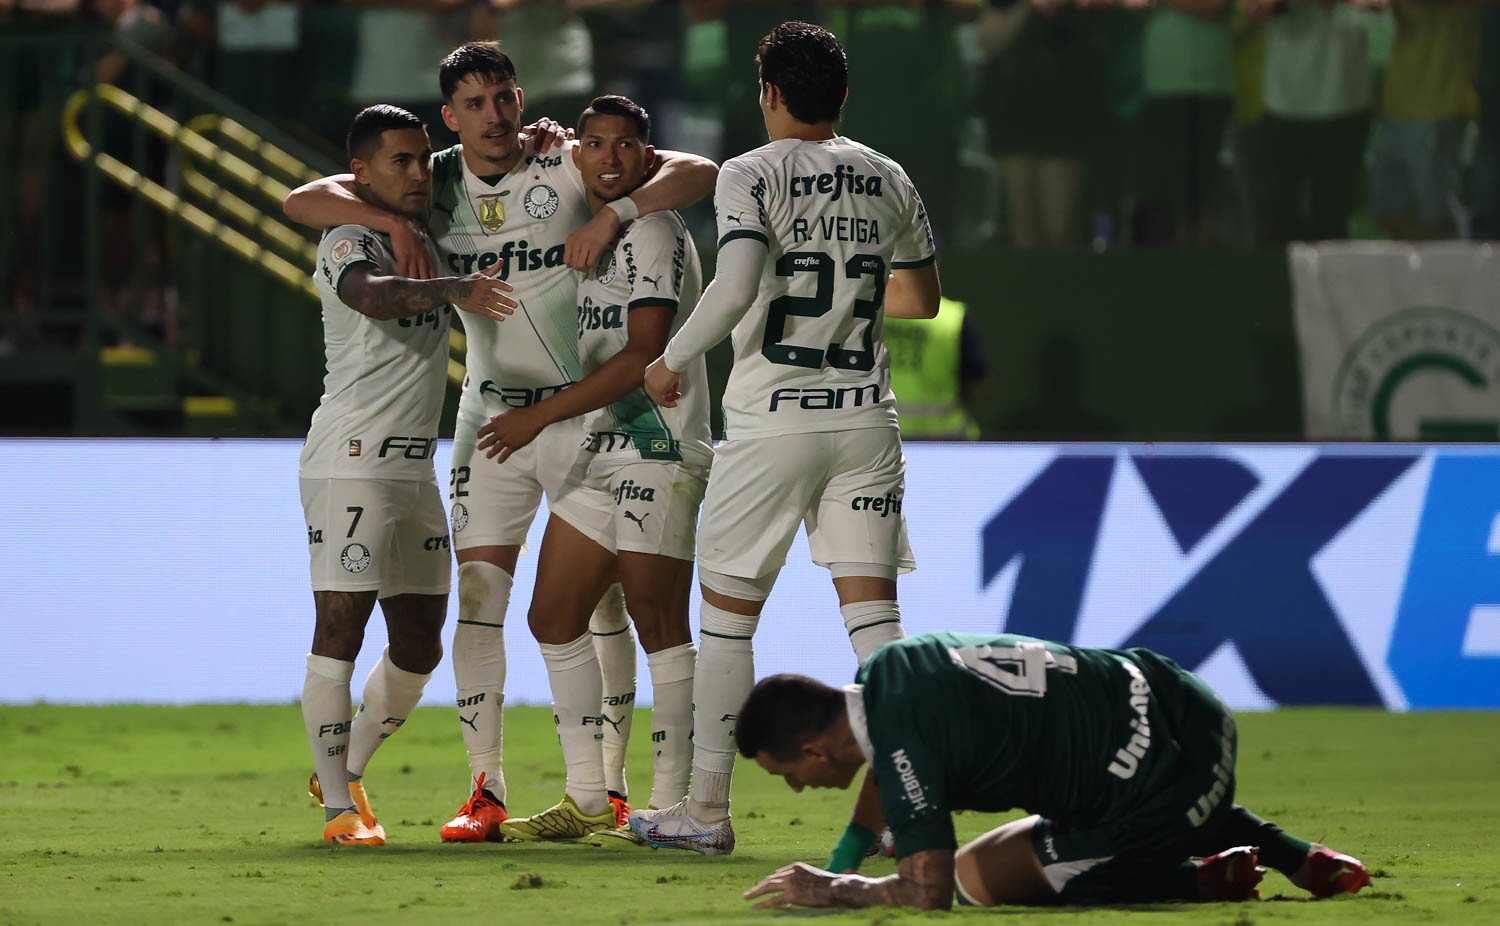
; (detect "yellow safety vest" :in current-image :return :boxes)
[885,298,980,439]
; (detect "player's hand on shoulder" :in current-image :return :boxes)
[389,218,436,280]
[643,356,681,408]
[565,206,622,272]
[524,116,573,154]
[745,862,837,909]
[451,261,516,322]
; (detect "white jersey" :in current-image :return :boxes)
[300,225,450,480]
[712,137,936,440]
[428,139,593,440]
[577,211,712,468]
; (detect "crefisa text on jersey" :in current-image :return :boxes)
[788,164,883,201]
[446,239,566,278]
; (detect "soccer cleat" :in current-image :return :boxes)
[1196,846,1265,901]
[607,791,631,828]
[1298,845,1371,898]
[627,799,736,856]
[864,827,896,859]
[309,773,387,842]
[497,794,616,842]
[441,772,509,843]
[323,809,386,846]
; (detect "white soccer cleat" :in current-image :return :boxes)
[627,799,735,856]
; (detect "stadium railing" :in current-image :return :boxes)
[1,27,467,437]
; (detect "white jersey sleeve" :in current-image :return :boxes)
[301,225,451,480]
[713,157,773,250]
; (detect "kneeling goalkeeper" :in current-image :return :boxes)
[738,632,1370,910]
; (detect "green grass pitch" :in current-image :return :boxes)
[1,705,1494,925]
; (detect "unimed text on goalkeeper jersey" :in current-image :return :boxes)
[853,633,1196,859]
[711,137,935,440]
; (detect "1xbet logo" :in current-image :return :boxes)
[980,451,1500,708]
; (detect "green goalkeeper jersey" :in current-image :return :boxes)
[852,632,1201,859]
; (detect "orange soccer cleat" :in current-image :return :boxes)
[323,809,386,846]
[308,773,387,842]
[440,772,509,843]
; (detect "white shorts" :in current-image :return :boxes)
[696,427,916,579]
[449,417,592,550]
[300,477,452,595]
[550,458,709,561]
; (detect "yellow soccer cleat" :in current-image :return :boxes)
[309,773,387,842]
[498,794,617,842]
[323,809,386,847]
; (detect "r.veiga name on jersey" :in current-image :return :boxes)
[447,239,565,278]
[767,383,880,412]
[788,165,884,201]
[791,215,882,244]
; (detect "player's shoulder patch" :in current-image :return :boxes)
[319,224,390,287]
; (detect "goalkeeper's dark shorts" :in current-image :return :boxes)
[1029,652,1241,904]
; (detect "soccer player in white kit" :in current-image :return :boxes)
[631,22,944,855]
[298,105,517,846]
[473,95,712,839]
[284,43,718,841]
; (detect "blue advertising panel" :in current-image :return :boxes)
[1,440,1495,708]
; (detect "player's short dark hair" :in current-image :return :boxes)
[575,94,651,144]
[737,674,847,762]
[439,41,518,101]
[756,21,848,125]
[346,104,424,163]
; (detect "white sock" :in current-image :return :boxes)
[539,631,608,817]
[646,642,696,809]
[347,646,431,778]
[841,600,904,664]
[453,561,511,802]
[591,583,636,798]
[303,653,355,814]
[689,603,758,822]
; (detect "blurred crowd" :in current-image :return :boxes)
[6,0,1500,255]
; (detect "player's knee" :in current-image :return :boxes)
[390,637,443,675]
[588,583,629,634]
[457,560,513,623]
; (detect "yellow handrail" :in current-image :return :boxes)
[61,84,468,386]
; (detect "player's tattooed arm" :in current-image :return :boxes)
[837,850,955,910]
[284,175,435,280]
[339,263,515,322]
[744,851,955,911]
